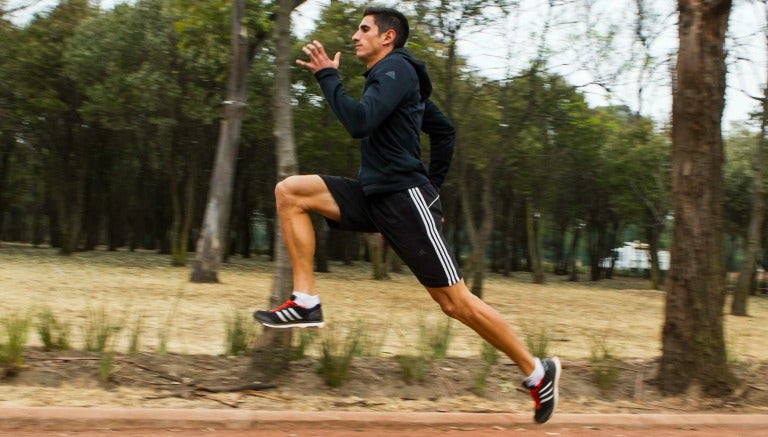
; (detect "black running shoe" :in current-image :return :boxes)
[526,357,561,424]
[253,296,324,328]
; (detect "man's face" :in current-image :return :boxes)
[352,15,391,67]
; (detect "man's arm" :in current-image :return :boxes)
[314,59,414,139]
[422,99,455,189]
[295,40,412,139]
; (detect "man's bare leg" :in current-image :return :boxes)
[426,280,535,374]
[274,175,340,296]
[427,279,561,424]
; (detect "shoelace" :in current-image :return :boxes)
[269,299,297,313]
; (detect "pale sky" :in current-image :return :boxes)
[7,0,766,130]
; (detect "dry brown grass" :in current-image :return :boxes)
[2,242,768,414]
[2,242,766,362]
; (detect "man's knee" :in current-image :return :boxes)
[275,176,301,208]
[429,285,474,320]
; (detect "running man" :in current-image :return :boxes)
[253,6,561,424]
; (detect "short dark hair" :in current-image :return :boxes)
[363,6,409,49]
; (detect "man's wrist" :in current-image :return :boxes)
[314,67,338,81]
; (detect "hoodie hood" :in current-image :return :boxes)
[393,48,432,102]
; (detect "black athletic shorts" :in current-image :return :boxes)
[320,175,462,288]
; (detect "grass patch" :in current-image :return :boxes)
[589,335,620,392]
[396,354,429,384]
[426,318,452,359]
[82,306,123,353]
[127,314,143,355]
[291,329,318,361]
[522,323,551,358]
[317,323,360,387]
[473,341,500,396]
[37,307,70,351]
[224,307,257,356]
[99,350,117,383]
[158,293,183,355]
[395,317,451,384]
[0,312,31,376]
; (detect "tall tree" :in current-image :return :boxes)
[731,0,768,316]
[190,0,250,282]
[0,14,18,241]
[660,0,736,396]
[16,0,93,254]
[191,0,306,282]
[249,0,299,378]
[412,0,515,296]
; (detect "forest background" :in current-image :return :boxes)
[1,0,765,283]
[0,0,765,398]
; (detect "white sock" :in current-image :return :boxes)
[523,358,545,388]
[292,291,320,308]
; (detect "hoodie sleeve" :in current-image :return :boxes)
[314,59,417,139]
[421,99,455,189]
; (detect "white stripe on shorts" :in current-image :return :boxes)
[408,187,460,285]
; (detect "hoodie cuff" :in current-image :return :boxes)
[314,68,338,82]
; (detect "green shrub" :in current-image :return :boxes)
[0,313,31,376]
[158,293,183,355]
[37,308,70,351]
[522,324,550,358]
[473,341,500,396]
[99,350,117,383]
[127,314,143,355]
[82,306,123,353]
[426,318,452,359]
[291,329,318,360]
[317,324,359,387]
[396,353,430,384]
[590,336,620,392]
[224,308,256,356]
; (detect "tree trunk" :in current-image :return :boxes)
[568,223,582,282]
[660,0,736,396]
[732,32,768,315]
[190,0,249,282]
[366,233,388,280]
[250,0,300,379]
[313,213,329,272]
[170,154,197,267]
[526,197,545,284]
[0,130,16,242]
[645,217,664,290]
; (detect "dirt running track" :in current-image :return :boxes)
[1,424,767,436]
[0,408,766,437]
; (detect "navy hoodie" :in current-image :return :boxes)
[314,49,455,196]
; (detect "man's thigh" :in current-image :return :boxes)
[280,174,341,222]
[319,176,378,232]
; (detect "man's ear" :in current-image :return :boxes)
[382,29,396,46]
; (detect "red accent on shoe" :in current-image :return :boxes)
[269,300,297,313]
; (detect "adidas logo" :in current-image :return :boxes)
[386,70,396,80]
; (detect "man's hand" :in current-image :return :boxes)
[296,40,341,73]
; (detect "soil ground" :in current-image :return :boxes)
[2,425,767,436]
[0,242,767,422]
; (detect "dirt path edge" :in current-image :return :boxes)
[0,407,766,431]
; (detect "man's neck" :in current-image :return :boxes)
[366,47,395,69]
